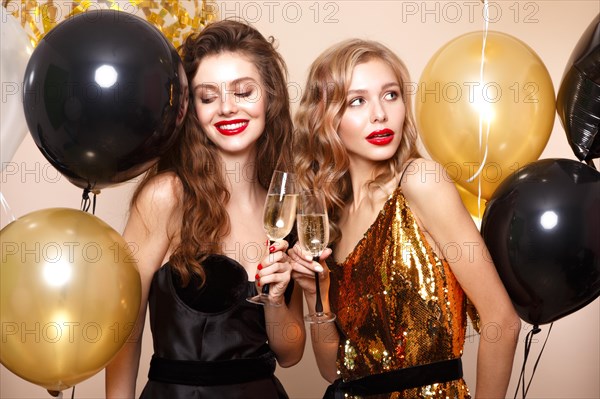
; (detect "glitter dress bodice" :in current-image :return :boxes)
[329,188,470,399]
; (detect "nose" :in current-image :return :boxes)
[370,100,387,123]
[219,90,238,115]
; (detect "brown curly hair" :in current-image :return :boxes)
[293,39,421,244]
[132,20,293,285]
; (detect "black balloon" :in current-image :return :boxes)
[23,10,188,190]
[556,13,600,162]
[481,159,600,325]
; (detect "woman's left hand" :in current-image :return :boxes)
[257,240,292,305]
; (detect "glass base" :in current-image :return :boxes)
[304,311,336,324]
[246,293,282,307]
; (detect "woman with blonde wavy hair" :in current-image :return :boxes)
[290,38,519,398]
[106,20,305,399]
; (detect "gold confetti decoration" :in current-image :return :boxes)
[2,0,218,48]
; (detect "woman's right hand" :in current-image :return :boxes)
[288,243,332,297]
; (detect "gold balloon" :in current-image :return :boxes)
[0,208,141,391]
[2,0,218,47]
[416,31,555,199]
[456,184,486,223]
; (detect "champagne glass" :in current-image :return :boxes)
[247,170,297,305]
[297,190,336,323]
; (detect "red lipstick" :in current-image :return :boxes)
[366,129,394,145]
[214,119,249,136]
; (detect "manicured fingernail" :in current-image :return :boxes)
[255,274,260,280]
[269,245,276,253]
[305,254,313,260]
[315,265,324,273]
[265,239,269,246]
[257,281,261,287]
[257,264,263,270]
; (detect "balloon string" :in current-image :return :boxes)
[80,188,97,215]
[513,323,553,399]
[0,191,17,224]
[467,0,490,221]
[524,323,553,396]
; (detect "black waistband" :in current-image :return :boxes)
[324,358,463,398]
[148,352,276,386]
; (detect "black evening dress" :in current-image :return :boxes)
[139,254,290,399]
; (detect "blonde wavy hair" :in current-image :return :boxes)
[294,39,421,244]
[132,20,293,285]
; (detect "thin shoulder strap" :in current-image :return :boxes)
[399,158,418,187]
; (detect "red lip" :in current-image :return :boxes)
[214,119,249,136]
[366,129,394,145]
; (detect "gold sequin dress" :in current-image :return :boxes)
[329,188,470,399]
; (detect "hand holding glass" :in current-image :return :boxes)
[297,190,336,323]
[247,171,297,305]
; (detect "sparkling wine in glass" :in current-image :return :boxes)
[297,190,336,323]
[247,170,297,305]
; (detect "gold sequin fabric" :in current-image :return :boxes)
[329,189,470,399]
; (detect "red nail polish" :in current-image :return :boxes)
[255,274,260,280]
[257,281,261,287]
[265,239,269,246]
[257,264,263,270]
[269,245,276,253]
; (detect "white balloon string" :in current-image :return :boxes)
[467,0,491,219]
[0,191,17,225]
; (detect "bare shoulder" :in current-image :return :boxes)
[400,158,456,200]
[126,172,183,239]
[123,172,183,271]
[400,158,475,238]
[132,172,182,214]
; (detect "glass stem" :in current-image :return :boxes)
[313,255,323,314]
[262,241,275,295]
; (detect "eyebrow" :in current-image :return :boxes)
[347,82,400,96]
[192,77,259,93]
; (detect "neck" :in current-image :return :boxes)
[347,158,378,207]
[220,149,264,203]
[347,158,398,212]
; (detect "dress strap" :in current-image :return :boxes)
[399,158,419,187]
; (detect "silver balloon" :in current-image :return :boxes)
[0,7,33,171]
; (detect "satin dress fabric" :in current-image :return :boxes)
[139,254,290,399]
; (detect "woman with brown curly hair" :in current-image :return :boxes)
[289,38,519,398]
[106,20,304,399]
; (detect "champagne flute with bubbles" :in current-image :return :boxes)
[297,190,336,323]
[247,170,297,305]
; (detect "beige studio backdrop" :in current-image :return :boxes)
[1,1,599,398]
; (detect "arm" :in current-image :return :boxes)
[105,174,180,398]
[289,246,340,382]
[258,240,306,368]
[403,159,520,399]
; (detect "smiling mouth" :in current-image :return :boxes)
[214,120,249,135]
